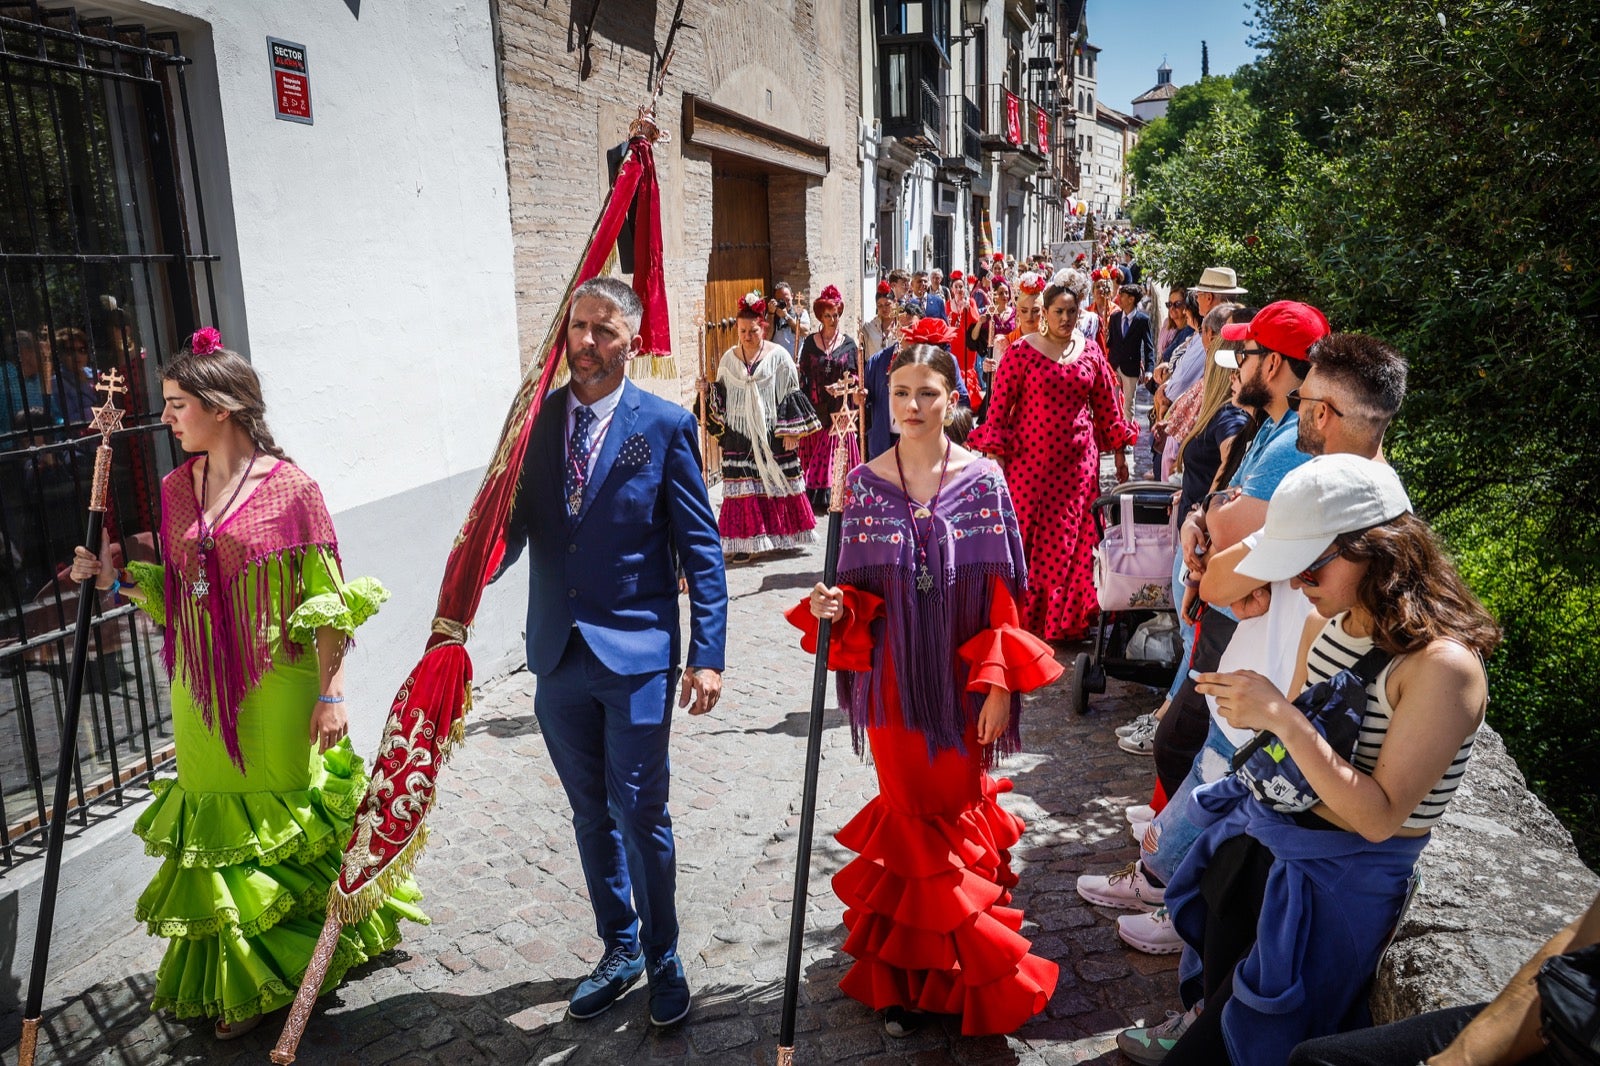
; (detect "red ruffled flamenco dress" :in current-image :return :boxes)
[786,459,1063,1035]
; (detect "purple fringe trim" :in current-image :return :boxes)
[161,544,337,771]
[835,562,1025,770]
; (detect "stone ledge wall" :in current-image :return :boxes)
[1373,725,1598,1023]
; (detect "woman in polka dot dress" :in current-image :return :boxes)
[967,275,1137,642]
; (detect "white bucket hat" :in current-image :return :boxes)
[1192,266,1249,295]
[1235,455,1412,582]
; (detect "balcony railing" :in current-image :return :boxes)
[977,83,1048,159]
[881,45,943,148]
[939,94,981,174]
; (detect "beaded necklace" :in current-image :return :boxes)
[893,437,952,594]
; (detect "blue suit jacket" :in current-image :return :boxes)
[502,380,728,677]
[1105,308,1155,378]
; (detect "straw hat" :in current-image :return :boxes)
[1191,266,1248,295]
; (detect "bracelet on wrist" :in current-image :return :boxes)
[317,694,345,704]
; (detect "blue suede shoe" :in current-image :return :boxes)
[568,946,645,1019]
[647,955,691,1027]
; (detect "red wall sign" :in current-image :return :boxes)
[1035,106,1050,154]
[1004,91,1022,146]
[268,37,312,124]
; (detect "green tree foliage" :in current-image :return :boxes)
[1125,76,1250,188]
[1134,0,1600,863]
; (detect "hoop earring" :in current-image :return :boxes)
[1039,321,1051,339]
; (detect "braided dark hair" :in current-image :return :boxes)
[163,344,293,464]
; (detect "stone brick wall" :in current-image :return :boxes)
[494,0,862,404]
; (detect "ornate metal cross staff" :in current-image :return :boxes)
[776,370,863,1065]
[18,368,126,1066]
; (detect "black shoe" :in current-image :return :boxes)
[647,955,691,1027]
[883,1005,926,1038]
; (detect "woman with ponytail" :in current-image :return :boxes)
[69,328,425,1039]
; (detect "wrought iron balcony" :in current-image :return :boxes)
[881,52,943,149]
[977,83,1049,159]
[938,94,981,175]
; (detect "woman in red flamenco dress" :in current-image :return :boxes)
[788,343,1063,1038]
[966,274,1137,642]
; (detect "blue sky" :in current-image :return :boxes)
[1085,0,1262,115]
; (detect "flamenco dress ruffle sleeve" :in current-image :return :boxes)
[125,550,427,1024]
[786,465,1063,1035]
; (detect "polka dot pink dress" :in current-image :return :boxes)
[966,336,1137,641]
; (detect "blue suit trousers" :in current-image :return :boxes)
[534,628,679,966]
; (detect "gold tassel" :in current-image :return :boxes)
[326,823,432,926]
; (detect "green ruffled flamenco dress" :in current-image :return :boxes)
[124,549,427,1024]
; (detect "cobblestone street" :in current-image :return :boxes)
[6,462,1180,1066]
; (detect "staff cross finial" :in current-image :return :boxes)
[826,371,865,435]
[94,367,127,401]
[88,367,127,438]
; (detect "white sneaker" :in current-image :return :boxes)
[1117,906,1185,955]
[1116,1004,1200,1065]
[1131,818,1153,845]
[1076,861,1164,910]
[1125,803,1156,824]
[1118,721,1157,756]
[1116,712,1157,738]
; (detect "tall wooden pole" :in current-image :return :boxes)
[17,369,127,1066]
[776,371,864,1064]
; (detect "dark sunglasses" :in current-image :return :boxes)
[1287,388,1345,417]
[1296,545,1345,587]
[1165,300,1184,308]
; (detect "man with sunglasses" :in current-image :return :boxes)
[1201,331,1407,610]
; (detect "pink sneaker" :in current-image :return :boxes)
[1076,861,1164,910]
[1117,906,1185,955]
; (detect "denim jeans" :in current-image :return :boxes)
[1143,718,1238,884]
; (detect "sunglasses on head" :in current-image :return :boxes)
[1296,545,1345,587]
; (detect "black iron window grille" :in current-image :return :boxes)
[0,1,220,866]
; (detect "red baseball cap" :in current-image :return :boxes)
[1217,300,1330,365]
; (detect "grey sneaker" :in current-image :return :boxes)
[1118,720,1158,755]
[1116,1005,1199,1065]
[1116,712,1157,738]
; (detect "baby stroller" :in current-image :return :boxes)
[1069,481,1183,715]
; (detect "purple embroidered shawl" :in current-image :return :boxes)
[835,458,1029,762]
[159,459,339,770]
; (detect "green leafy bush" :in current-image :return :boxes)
[1133,0,1600,865]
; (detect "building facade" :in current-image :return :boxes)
[1131,59,1177,121]
[868,0,1077,279]
[496,1,862,392]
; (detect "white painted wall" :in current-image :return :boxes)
[127,0,521,515]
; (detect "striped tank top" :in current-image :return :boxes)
[1303,613,1477,830]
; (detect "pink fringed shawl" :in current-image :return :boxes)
[158,458,339,769]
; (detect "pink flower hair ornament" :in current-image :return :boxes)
[188,327,224,355]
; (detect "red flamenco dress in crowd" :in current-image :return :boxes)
[967,336,1136,641]
[786,458,1063,1035]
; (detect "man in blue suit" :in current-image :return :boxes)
[1105,283,1156,418]
[501,276,727,1027]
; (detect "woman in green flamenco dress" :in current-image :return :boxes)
[71,328,425,1040]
